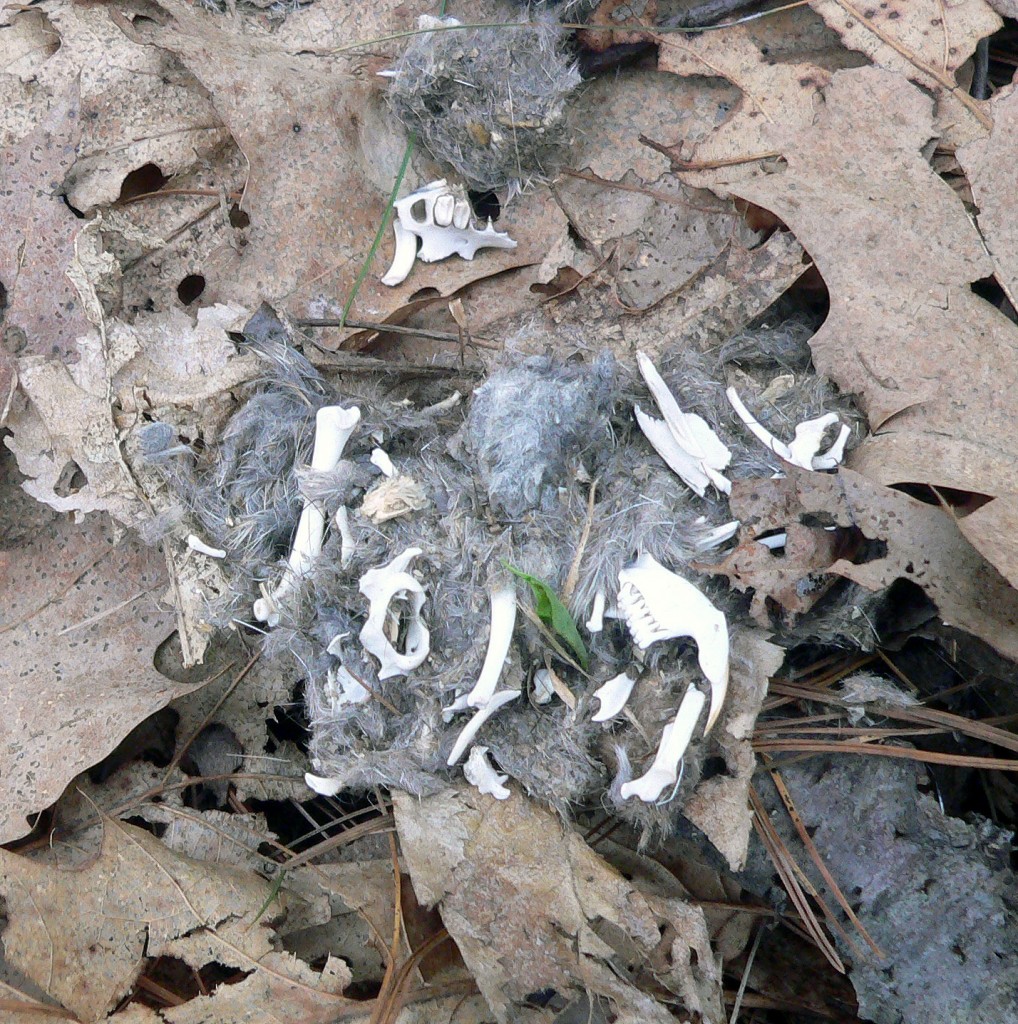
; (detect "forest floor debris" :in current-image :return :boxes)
[4,1,1018,1023]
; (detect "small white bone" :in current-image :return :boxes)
[726,387,850,472]
[591,672,637,723]
[381,179,517,287]
[617,553,728,733]
[324,664,371,710]
[532,668,555,705]
[620,684,706,802]
[254,405,361,626]
[335,506,355,568]
[370,448,396,477]
[757,532,787,550]
[305,772,343,796]
[358,547,430,680]
[447,689,520,765]
[463,746,511,800]
[635,352,731,496]
[466,586,517,708]
[585,590,607,633]
[694,519,741,551]
[187,534,226,559]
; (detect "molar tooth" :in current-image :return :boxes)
[620,684,706,802]
[617,553,729,733]
[434,192,456,227]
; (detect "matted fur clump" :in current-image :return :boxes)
[150,307,875,831]
[385,14,581,192]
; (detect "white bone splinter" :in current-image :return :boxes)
[254,405,361,626]
[468,586,517,708]
[726,387,851,472]
[443,585,517,718]
[635,352,732,496]
[358,547,430,680]
[464,745,511,800]
[381,179,517,287]
[620,684,706,802]
[617,553,729,733]
[591,672,637,723]
[447,689,520,765]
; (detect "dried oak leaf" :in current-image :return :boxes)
[700,522,845,626]
[721,467,1018,664]
[730,67,1018,586]
[0,461,188,844]
[394,786,722,1024]
[0,818,355,1024]
[958,80,1018,303]
[683,629,784,871]
[0,83,87,374]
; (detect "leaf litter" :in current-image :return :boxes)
[4,0,1018,1021]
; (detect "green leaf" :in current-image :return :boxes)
[502,562,589,669]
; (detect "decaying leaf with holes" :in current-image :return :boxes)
[0,819,360,1023]
[716,467,1018,665]
[0,464,190,845]
[394,786,723,1024]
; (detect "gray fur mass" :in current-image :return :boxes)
[147,308,870,831]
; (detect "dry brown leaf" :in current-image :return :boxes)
[394,787,722,1024]
[700,523,844,625]
[683,630,784,871]
[0,84,88,367]
[0,461,192,845]
[957,80,1018,303]
[656,22,831,189]
[728,67,1018,584]
[721,467,1018,663]
[0,818,356,1023]
[5,295,253,523]
[809,0,998,89]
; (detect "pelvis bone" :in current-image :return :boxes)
[358,547,430,680]
[381,179,517,286]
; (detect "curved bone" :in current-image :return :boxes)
[463,746,511,800]
[617,553,729,733]
[620,684,706,802]
[591,672,637,723]
[635,352,731,496]
[466,586,517,708]
[187,534,226,559]
[727,387,850,472]
[305,772,343,797]
[254,405,361,626]
[380,219,419,286]
[447,689,520,766]
[358,547,430,680]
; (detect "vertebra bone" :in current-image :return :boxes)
[358,547,430,680]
